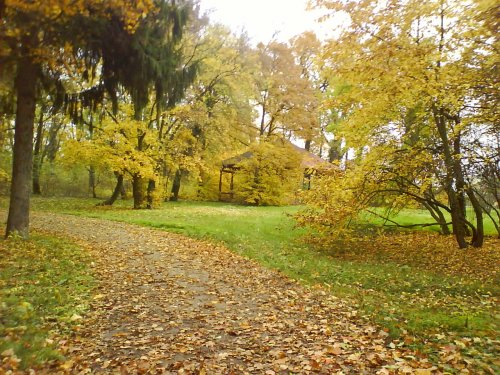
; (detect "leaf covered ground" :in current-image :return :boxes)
[313,232,499,373]
[0,232,94,371]
[2,212,447,374]
[326,231,499,283]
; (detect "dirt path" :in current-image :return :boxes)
[30,212,432,374]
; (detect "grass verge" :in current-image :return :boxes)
[0,232,94,370]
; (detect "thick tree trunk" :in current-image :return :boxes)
[170,169,182,201]
[133,174,145,208]
[448,193,468,248]
[6,57,38,238]
[453,136,470,236]
[98,173,123,206]
[32,108,44,195]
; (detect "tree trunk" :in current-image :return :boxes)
[120,179,127,199]
[32,162,42,195]
[89,165,97,198]
[467,188,484,247]
[170,169,182,201]
[422,201,451,235]
[435,208,451,235]
[259,100,267,136]
[87,116,97,199]
[146,179,156,208]
[98,173,123,206]
[133,174,145,208]
[32,107,44,195]
[6,57,38,238]
[432,105,468,248]
[448,193,468,248]
[454,136,470,236]
[131,104,146,208]
[44,121,62,162]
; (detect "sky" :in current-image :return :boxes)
[199,0,337,45]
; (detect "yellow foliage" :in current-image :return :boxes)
[2,0,154,67]
[297,164,362,238]
[304,0,499,247]
[255,41,319,140]
[0,167,10,194]
[235,141,302,206]
[61,105,158,181]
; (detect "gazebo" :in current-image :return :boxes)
[218,144,331,201]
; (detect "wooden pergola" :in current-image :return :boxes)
[218,151,252,201]
[218,146,332,201]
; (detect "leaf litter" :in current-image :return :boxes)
[5,213,469,374]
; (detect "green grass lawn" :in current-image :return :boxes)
[0,233,94,370]
[359,207,498,236]
[0,197,498,371]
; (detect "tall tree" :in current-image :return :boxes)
[290,32,324,152]
[161,24,257,201]
[308,0,498,248]
[254,41,319,141]
[90,0,199,208]
[1,0,152,238]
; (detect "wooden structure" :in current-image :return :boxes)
[218,151,252,201]
[218,145,331,201]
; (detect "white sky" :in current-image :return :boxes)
[199,0,337,44]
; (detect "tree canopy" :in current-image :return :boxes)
[300,0,499,248]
